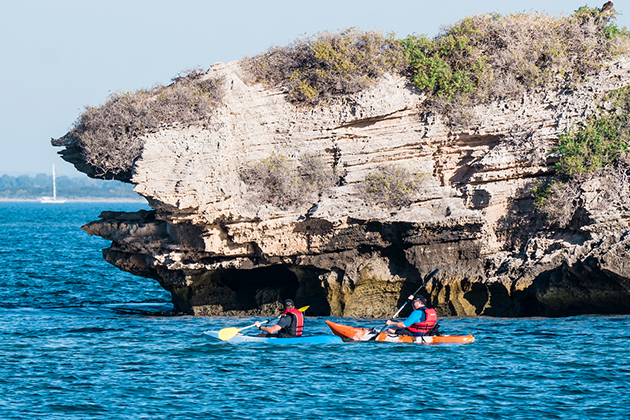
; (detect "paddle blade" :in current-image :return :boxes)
[218,327,241,341]
[298,306,309,312]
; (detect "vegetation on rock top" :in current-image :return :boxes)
[60,69,223,179]
[401,6,628,104]
[244,28,406,103]
[246,6,628,106]
[57,5,629,195]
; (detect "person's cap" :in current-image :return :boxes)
[284,299,295,308]
[413,295,427,305]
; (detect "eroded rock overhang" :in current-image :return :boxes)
[67,57,630,317]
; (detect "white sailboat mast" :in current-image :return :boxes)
[52,164,57,200]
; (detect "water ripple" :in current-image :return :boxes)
[1,203,630,419]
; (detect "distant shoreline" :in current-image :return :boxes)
[0,198,147,203]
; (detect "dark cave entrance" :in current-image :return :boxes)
[183,264,332,315]
[206,265,301,311]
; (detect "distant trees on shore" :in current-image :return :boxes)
[0,174,142,200]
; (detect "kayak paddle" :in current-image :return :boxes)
[371,269,439,339]
[217,305,309,341]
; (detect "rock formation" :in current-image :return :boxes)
[56,55,630,318]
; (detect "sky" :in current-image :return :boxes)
[0,0,625,177]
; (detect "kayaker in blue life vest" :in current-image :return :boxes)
[255,299,304,338]
[384,295,437,336]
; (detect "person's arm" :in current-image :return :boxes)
[386,311,424,329]
[385,319,406,328]
[257,323,281,334]
[386,295,419,328]
[255,315,290,334]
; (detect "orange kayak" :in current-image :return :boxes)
[325,320,475,344]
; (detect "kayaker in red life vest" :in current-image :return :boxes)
[384,295,437,336]
[255,299,304,338]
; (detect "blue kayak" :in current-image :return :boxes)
[204,330,343,344]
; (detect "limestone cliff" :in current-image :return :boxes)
[54,52,630,317]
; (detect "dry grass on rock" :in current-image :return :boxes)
[243,28,406,104]
[63,69,223,179]
[245,7,629,111]
[358,165,431,209]
[404,6,630,110]
[239,153,339,210]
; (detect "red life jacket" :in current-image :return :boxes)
[281,308,304,337]
[407,308,437,335]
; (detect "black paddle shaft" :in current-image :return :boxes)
[409,268,439,304]
[391,268,439,319]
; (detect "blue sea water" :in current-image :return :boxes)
[1,202,629,419]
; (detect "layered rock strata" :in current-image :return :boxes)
[69,57,630,317]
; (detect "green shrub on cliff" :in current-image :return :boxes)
[239,153,338,209]
[65,69,223,178]
[400,23,488,101]
[534,85,630,226]
[244,28,406,103]
[553,85,630,178]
